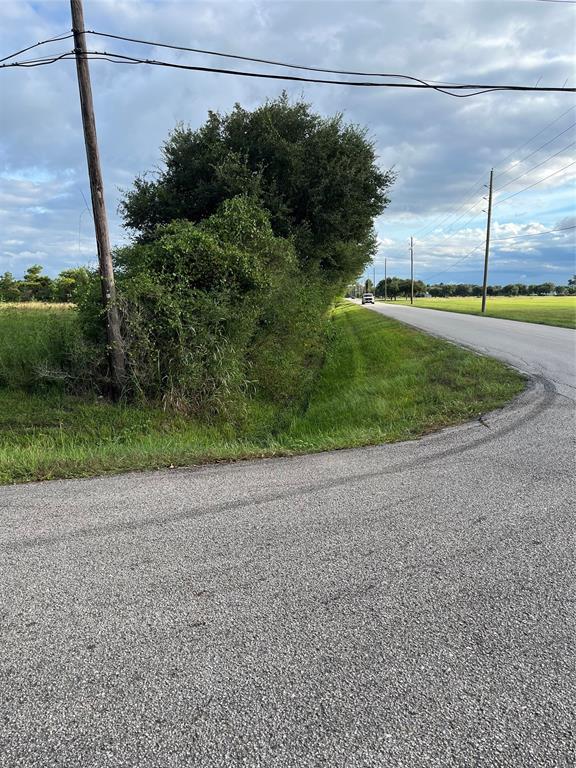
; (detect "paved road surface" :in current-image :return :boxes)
[1,307,575,767]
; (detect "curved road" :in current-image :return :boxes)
[1,305,575,767]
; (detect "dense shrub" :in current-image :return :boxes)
[78,197,331,416]
[78,97,394,414]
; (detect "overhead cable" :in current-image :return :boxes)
[82,29,576,93]
[420,223,575,246]
[496,160,576,204]
[0,32,73,64]
[2,47,575,98]
[412,180,486,238]
[491,224,576,241]
[423,243,485,282]
[495,141,576,191]
[493,105,576,171]
[495,122,576,181]
[77,51,576,96]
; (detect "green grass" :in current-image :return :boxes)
[0,302,525,484]
[377,296,576,329]
[0,302,80,388]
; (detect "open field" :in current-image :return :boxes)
[377,296,576,329]
[0,302,524,484]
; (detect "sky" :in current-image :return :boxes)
[0,0,575,287]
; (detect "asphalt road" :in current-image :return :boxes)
[1,308,575,767]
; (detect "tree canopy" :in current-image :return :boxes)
[120,94,394,283]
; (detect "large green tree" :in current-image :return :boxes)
[19,265,53,302]
[0,272,20,301]
[120,95,394,283]
[53,268,91,302]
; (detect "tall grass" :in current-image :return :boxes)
[0,303,80,389]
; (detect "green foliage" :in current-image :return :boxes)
[375,277,400,299]
[53,267,91,302]
[120,94,394,282]
[19,265,54,302]
[72,98,394,414]
[0,266,92,303]
[0,303,525,484]
[0,272,20,302]
[92,197,328,415]
[249,275,329,408]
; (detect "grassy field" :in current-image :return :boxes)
[378,296,576,329]
[0,301,524,484]
[0,303,80,389]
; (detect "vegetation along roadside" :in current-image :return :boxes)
[0,302,524,484]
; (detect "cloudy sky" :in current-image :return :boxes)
[1,0,575,286]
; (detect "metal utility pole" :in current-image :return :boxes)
[481,168,494,314]
[373,263,376,292]
[70,0,125,395]
[384,258,387,301]
[410,236,414,305]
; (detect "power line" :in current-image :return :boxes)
[416,193,486,247]
[494,140,576,192]
[423,243,485,283]
[0,51,75,69]
[0,51,488,94]
[75,51,576,95]
[72,51,576,95]
[493,106,576,172]
[83,30,576,96]
[413,180,485,238]
[83,29,494,85]
[2,46,575,98]
[495,121,576,182]
[0,32,73,64]
[421,225,575,282]
[435,199,486,238]
[416,108,576,242]
[426,224,576,247]
[491,224,576,242]
[496,160,576,204]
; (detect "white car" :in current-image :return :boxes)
[361,293,375,304]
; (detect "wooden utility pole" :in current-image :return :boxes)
[384,258,387,301]
[481,169,494,314]
[70,0,125,395]
[410,236,414,305]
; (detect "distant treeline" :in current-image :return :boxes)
[348,275,576,299]
[0,265,90,303]
[5,267,576,305]
[424,280,575,298]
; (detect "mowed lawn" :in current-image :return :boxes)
[379,296,576,329]
[0,301,524,484]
